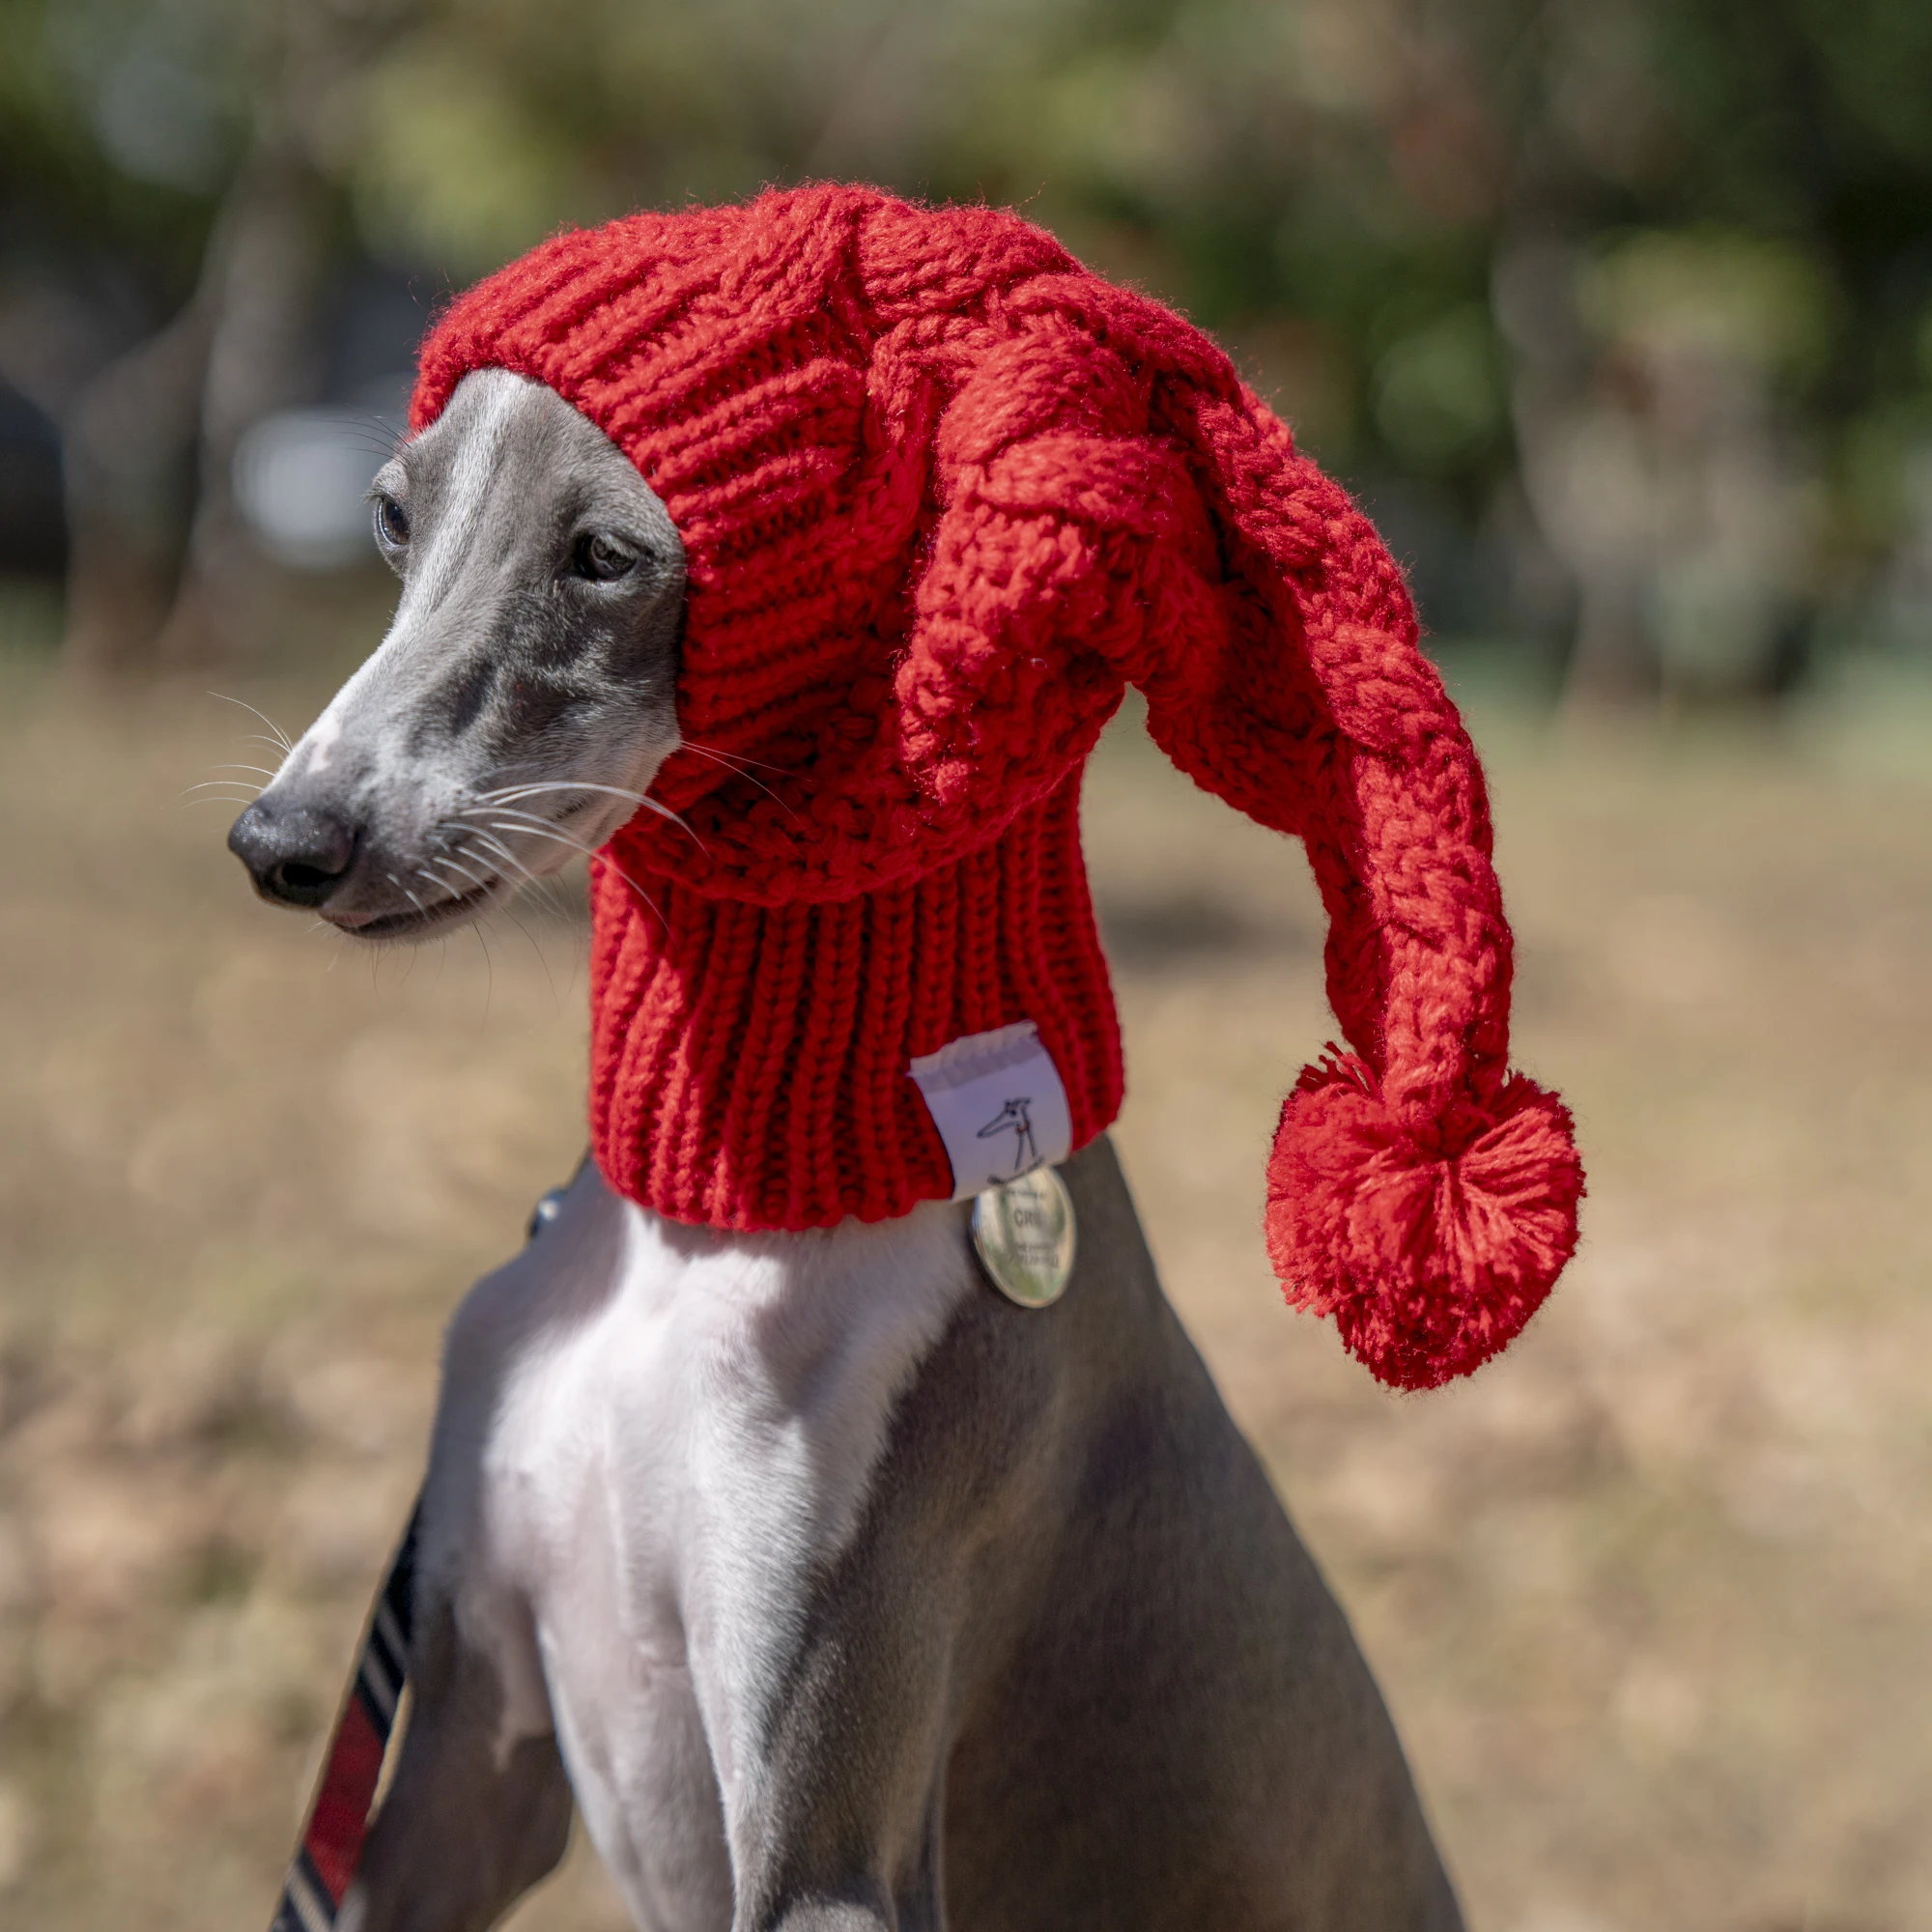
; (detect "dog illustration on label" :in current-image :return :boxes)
[976,1095,1040,1183]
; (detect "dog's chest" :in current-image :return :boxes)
[443,1180,975,1920]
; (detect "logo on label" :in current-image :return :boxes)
[976,1095,1040,1182]
[908,1022,1072,1202]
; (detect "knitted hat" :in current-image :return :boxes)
[411,184,1582,1390]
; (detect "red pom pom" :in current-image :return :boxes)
[1264,1056,1583,1390]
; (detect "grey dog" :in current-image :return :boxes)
[229,369,1463,1932]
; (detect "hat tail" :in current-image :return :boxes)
[1169,385,1584,1389]
[893,293,1581,1389]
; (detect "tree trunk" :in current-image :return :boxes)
[61,0,410,674]
[60,301,212,677]
[152,152,332,668]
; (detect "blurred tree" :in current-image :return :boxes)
[1,0,242,656]
[69,0,409,670]
[322,0,1932,695]
[1,0,408,670]
[5,0,1930,688]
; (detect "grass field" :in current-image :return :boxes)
[2,612,1929,1931]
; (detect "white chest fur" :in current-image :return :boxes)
[413,1165,978,1932]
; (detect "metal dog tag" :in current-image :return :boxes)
[970,1165,1076,1308]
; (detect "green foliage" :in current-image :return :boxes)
[1372,305,1507,469]
[0,0,266,297]
[6,0,1932,613]
[1580,229,1840,387]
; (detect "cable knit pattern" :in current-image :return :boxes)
[412,185,1584,1389]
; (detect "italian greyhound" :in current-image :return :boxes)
[229,369,1463,1932]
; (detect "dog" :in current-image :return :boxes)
[229,368,1464,1932]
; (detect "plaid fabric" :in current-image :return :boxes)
[269,1502,418,1932]
[264,1172,577,1930]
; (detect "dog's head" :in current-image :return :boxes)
[228,369,685,939]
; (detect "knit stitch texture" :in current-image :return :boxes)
[412,184,1584,1388]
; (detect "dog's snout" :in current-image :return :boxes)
[228,797,359,908]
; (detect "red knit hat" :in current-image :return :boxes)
[411,184,1583,1390]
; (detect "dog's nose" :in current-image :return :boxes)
[228,796,359,907]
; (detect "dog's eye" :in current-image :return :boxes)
[575,533,635,582]
[373,495,410,548]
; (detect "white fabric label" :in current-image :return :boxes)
[908,1021,1073,1202]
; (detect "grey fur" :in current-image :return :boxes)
[346,1144,1463,1932]
[229,370,684,938]
[236,373,1464,1932]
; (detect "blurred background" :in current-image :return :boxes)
[2,1,1930,1928]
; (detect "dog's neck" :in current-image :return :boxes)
[422,1158,977,1835]
[584,770,1119,1236]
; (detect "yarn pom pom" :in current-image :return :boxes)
[1264,1056,1583,1390]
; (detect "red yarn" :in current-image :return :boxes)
[411,184,1585,1387]
[1265,1056,1584,1389]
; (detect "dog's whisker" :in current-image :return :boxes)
[481,817,602,861]
[482,781,651,806]
[438,851,500,899]
[470,784,703,849]
[482,780,686,827]
[466,806,587,842]
[460,827,528,871]
[208,692,295,754]
[388,871,432,921]
[457,810,582,854]
[677,737,792,779]
[463,805,683,870]
[469,919,495,1028]
[675,741,804,826]
[477,798,616,824]
[462,831,550,898]
[483,821,666,932]
[416,861,474,907]
[621,796,700,845]
[500,852,582,927]
[409,869,499,937]
[491,891,563,1014]
[184,778,268,797]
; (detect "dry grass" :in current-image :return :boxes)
[2,624,1929,1932]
